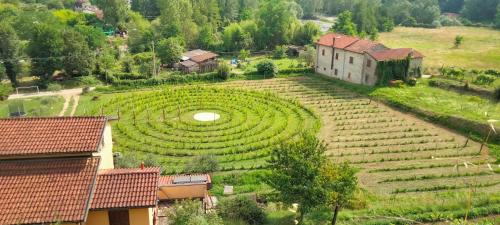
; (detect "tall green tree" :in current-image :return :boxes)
[92,0,129,27]
[439,0,464,13]
[461,0,499,22]
[223,22,252,51]
[257,0,299,48]
[297,0,323,18]
[410,0,440,25]
[320,162,357,225]
[352,0,379,35]
[380,0,412,25]
[0,22,20,86]
[266,133,328,224]
[294,21,320,45]
[61,29,95,77]
[331,11,357,36]
[157,37,184,66]
[28,24,64,83]
[131,0,160,19]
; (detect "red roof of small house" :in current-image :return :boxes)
[90,168,160,210]
[315,33,359,49]
[0,117,107,158]
[0,157,100,225]
[159,174,212,186]
[368,48,424,61]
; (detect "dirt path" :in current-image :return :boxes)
[58,95,72,117]
[69,95,80,116]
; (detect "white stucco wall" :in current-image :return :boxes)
[316,45,334,76]
[94,123,114,170]
[341,51,365,84]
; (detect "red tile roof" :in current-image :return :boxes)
[315,33,359,49]
[90,168,160,210]
[368,48,424,61]
[159,174,212,186]
[0,117,107,158]
[344,39,387,54]
[0,157,100,225]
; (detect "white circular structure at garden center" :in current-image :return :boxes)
[193,112,220,122]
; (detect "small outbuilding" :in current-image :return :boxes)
[178,50,219,73]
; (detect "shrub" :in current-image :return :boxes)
[217,62,231,80]
[273,45,287,59]
[406,77,417,86]
[167,200,222,225]
[0,83,12,100]
[74,76,101,86]
[47,83,62,91]
[218,196,266,225]
[473,74,496,85]
[184,155,219,173]
[256,60,278,77]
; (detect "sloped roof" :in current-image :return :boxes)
[182,49,218,63]
[159,174,211,186]
[344,39,387,54]
[0,117,107,158]
[368,48,424,61]
[90,168,160,210]
[0,157,100,225]
[315,33,359,49]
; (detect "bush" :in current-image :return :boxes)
[0,83,12,100]
[47,83,62,91]
[184,155,219,173]
[217,62,231,80]
[406,77,417,86]
[256,60,278,77]
[74,76,101,86]
[273,45,287,59]
[218,196,266,225]
[473,74,496,85]
[167,200,223,225]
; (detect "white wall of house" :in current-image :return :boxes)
[362,55,378,86]
[316,45,334,76]
[341,51,365,84]
[94,123,114,170]
[332,49,346,79]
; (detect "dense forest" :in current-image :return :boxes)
[0,0,499,88]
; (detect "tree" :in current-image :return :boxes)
[0,22,20,86]
[352,0,379,35]
[92,0,128,27]
[223,23,252,51]
[380,0,412,25]
[167,200,223,225]
[74,25,106,50]
[454,35,464,48]
[266,133,328,224]
[410,0,441,25]
[157,37,184,66]
[461,0,499,22]
[294,21,320,46]
[496,3,500,28]
[273,45,287,59]
[297,0,323,19]
[256,60,278,77]
[197,25,220,50]
[184,155,219,173]
[238,49,250,61]
[439,0,465,13]
[257,0,299,48]
[131,0,160,19]
[331,11,357,36]
[299,46,316,67]
[218,196,266,225]
[61,29,95,77]
[320,162,357,225]
[217,61,231,80]
[28,24,64,84]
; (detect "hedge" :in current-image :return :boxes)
[428,78,496,100]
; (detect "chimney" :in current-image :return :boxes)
[140,162,144,170]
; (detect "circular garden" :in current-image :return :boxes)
[93,86,320,173]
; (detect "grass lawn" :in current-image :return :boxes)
[0,96,65,118]
[379,26,500,70]
[370,80,500,123]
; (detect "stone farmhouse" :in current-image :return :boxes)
[315,33,424,86]
[0,116,213,225]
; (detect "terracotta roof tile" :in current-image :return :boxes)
[368,48,424,61]
[0,117,107,158]
[0,157,100,225]
[344,39,387,54]
[90,168,160,210]
[315,33,359,49]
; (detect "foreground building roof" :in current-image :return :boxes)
[0,157,100,225]
[0,116,107,158]
[91,168,160,210]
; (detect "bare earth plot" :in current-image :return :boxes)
[219,76,500,195]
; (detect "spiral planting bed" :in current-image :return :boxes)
[94,86,319,173]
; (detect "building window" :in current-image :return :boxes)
[322,49,325,56]
[349,57,354,64]
[367,59,372,67]
[348,73,351,79]
[334,69,338,76]
[324,67,326,71]
[335,53,339,60]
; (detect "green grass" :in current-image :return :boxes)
[379,27,500,70]
[0,96,65,118]
[370,80,500,123]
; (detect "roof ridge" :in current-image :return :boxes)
[0,116,107,121]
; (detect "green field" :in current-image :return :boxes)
[379,27,500,71]
[74,75,500,224]
[0,96,65,118]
